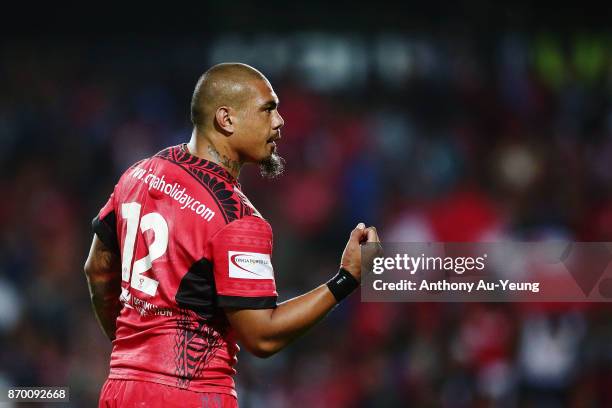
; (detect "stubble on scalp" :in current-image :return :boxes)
[190,63,266,129]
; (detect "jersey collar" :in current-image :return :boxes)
[178,144,239,185]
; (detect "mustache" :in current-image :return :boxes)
[268,131,281,142]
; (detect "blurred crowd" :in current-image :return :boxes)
[0,31,611,407]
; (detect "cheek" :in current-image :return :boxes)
[236,114,269,143]
[252,119,271,137]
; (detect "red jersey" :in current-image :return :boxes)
[92,144,278,397]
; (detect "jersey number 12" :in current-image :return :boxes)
[121,202,168,296]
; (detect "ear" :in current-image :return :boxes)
[214,106,234,134]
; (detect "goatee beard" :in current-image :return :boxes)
[259,152,285,179]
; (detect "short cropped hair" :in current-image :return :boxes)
[190,63,266,128]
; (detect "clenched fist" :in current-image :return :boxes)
[340,223,382,282]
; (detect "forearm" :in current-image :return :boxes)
[226,223,377,358]
[86,275,122,341]
[228,279,359,358]
[263,284,338,351]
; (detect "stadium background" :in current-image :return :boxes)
[1,3,611,407]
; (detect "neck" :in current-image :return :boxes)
[187,130,242,179]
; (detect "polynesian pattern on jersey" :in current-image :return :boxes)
[155,146,254,224]
[174,308,227,388]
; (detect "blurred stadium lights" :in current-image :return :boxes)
[209,33,428,90]
[207,31,610,92]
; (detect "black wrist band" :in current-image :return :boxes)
[326,268,359,302]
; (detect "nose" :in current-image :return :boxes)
[274,111,284,130]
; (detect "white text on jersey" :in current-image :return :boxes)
[131,166,216,222]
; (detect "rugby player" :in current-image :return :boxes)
[84,63,380,407]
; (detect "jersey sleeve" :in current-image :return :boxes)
[92,187,120,255]
[209,216,278,309]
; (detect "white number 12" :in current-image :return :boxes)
[121,202,168,296]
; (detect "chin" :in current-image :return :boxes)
[259,151,285,179]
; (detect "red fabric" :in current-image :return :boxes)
[99,379,238,408]
[95,145,277,397]
[209,217,277,298]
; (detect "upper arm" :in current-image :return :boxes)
[84,234,121,281]
[209,216,278,308]
[224,307,275,356]
[208,216,279,355]
[86,186,121,280]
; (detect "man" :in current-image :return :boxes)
[85,63,380,407]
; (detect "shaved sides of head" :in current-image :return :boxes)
[190,63,267,129]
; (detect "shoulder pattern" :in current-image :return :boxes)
[155,145,254,224]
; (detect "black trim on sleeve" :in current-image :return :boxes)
[92,212,119,255]
[217,295,278,309]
